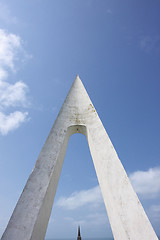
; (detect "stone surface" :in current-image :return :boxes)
[1,76,158,240]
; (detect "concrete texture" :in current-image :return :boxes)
[1,76,158,240]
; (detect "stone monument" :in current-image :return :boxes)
[1,75,158,240]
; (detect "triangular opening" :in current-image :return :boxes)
[45,133,113,239]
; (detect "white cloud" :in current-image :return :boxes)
[0,29,22,72]
[0,29,30,135]
[129,167,160,199]
[57,186,103,210]
[0,111,28,135]
[0,81,28,109]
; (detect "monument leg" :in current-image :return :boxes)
[86,125,158,240]
[1,124,70,240]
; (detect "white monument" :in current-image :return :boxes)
[1,76,158,240]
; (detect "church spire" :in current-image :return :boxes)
[77,226,81,240]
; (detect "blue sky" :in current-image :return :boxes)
[0,0,160,239]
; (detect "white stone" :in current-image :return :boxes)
[1,76,158,240]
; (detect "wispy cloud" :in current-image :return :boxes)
[0,2,17,25]
[139,35,160,54]
[64,212,107,227]
[129,167,160,199]
[64,216,86,226]
[85,212,108,226]
[56,186,103,210]
[0,29,30,135]
[107,9,112,15]
[149,204,160,222]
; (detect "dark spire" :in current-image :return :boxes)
[77,226,81,240]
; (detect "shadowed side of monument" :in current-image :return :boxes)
[1,75,158,240]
